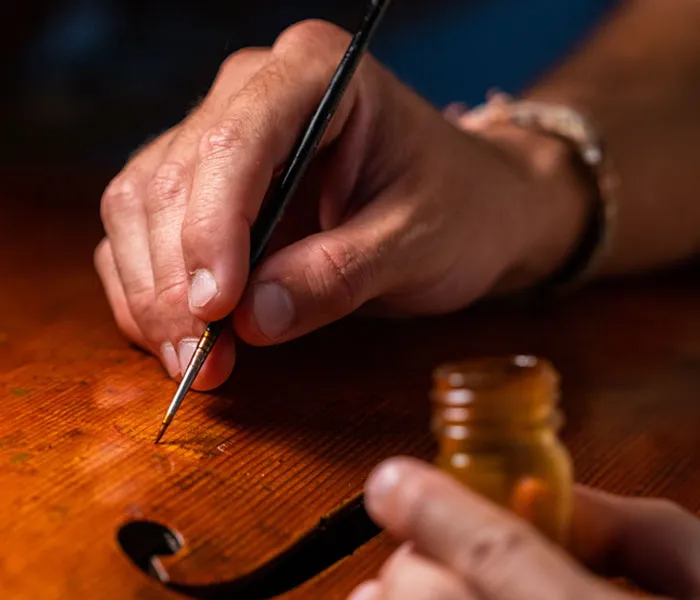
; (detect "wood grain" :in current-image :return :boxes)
[0,170,697,599]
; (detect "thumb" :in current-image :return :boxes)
[364,457,607,600]
[233,221,389,345]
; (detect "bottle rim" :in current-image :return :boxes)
[431,355,560,422]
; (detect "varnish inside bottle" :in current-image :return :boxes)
[431,355,573,545]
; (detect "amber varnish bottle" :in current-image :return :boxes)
[431,355,573,545]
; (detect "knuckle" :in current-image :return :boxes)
[100,173,142,226]
[128,127,176,162]
[125,287,157,331]
[147,162,190,212]
[308,238,375,311]
[199,117,249,160]
[217,51,243,80]
[181,212,225,251]
[274,20,347,58]
[455,522,530,580]
[254,59,289,94]
[129,293,154,323]
[155,278,189,311]
[217,47,261,80]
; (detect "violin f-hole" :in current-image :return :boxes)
[115,496,381,599]
[116,520,184,583]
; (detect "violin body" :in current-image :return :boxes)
[1,171,698,599]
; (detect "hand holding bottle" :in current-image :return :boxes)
[349,457,700,600]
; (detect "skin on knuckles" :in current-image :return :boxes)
[97,23,364,383]
[98,17,526,377]
[96,48,272,386]
[140,49,270,387]
[98,130,178,354]
[227,49,536,345]
[180,21,365,327]
[146,160,193,309]
[97,18,583,391]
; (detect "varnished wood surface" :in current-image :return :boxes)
[0,170,698,599]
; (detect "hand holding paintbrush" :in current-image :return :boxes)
[97,1,604,429]
[154,0,393,441]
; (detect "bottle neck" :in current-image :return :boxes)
[432,410,563,452]
[430,355,562,448]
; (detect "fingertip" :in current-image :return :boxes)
[178,328,237,391]
[160,341,181,379]
[233,231,380,346]
[347,580,381,600]
[365,457,423,521]
[378,542,415,579]
[232,281,296,346]
[187,266,245,324]
[183,213,250,323]
[188,268,220,312]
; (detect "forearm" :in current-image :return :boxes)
[527,0,700,275]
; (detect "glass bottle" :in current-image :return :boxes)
[431,355,573,545]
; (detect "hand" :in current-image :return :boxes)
[95,20,589,390]
[350,457,700,600]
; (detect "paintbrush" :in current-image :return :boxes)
[155,0,392,443]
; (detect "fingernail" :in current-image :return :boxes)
[161,342,180,378]
[366,459,403,510]
[178,338,198,375]
[347,581,380,600]
[252,282,295,340]
[189,269,218,309]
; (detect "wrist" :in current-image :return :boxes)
[453,95,618,297]
[489,122,597,293]
[454,103,604,296]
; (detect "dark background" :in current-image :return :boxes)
[1,0,616,168]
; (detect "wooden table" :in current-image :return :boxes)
[0,170,698,599]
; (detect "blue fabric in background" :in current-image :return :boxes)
[372,0,617,107]
[6,0,618,164]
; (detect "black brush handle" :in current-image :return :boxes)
[209,0,391,339]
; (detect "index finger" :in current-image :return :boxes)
[182,20,368,324]
[365,457,602,600]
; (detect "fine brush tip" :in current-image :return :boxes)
[154,422,169,445]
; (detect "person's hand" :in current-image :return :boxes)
[95,20,589,390]
[349,457,700,600]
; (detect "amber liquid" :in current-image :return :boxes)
[431,356,573,546]
[436,423,572,545]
